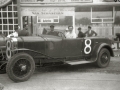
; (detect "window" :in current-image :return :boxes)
[0,1,18,35]
[91,6,114,23]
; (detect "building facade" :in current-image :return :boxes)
[0,0,120,36]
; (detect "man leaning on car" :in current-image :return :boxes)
[84,26,97,37]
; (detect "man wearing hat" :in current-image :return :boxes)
[47,25,58,36]
[84,26,97,37]
[77,27,85,38]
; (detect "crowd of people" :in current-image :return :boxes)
[46,25,97,39]
[7,24,97,39]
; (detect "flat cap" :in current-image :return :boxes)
[50,25,54,27]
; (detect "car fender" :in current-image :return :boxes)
[91,43,114,62]
[11,48,54,59]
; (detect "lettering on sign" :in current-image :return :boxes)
[37,17,59,23]
[0,0,12,8]
[21,7,75,16]
[20,0,92,3]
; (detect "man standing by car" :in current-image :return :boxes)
[65,26,77,39]
[84,26,97,37]
[47,25,58,36]
[77,27,85,38]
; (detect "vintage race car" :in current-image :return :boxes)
[4,29,114,82]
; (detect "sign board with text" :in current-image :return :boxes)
[20,0,93,3]
[21,7,75,16]
[37,16,59,23]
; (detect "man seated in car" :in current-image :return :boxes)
[65,26,77,39]
[47,25,58,36]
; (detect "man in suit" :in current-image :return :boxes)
[84,26,97,37]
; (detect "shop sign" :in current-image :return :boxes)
[20,0,92,3]
[37,16,59,23]
[0,0,12,8]
[21,7,75,16]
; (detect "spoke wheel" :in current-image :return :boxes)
[97,48,110,68]
[6,53,35,82]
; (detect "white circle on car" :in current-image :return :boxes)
[84,39,92,54]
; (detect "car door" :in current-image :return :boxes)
[62,38,84,58]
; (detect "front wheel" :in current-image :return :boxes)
[96,48,110,68]
[6,53,35,82]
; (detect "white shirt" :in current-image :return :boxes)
[65,31,77,39]
[7,32,18,38]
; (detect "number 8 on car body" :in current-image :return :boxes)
[84,39,92,54]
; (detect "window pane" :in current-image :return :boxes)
[9,19,13,24]
[3,25,7,30]
[2,7,7,11]
[8,6,12,11]
[3,12,7,17]
[3,32,8,36]
[14,19,18,24]
[14,12,18,17]
[3,19,7,24]
[13,0,17,4]
[0,12,1,17]
[0,25,2,30]
[8,12,12,17]
[13,6,17,11]
[0,19,2,24]
[14,25,18,29]
[9,25,13,30]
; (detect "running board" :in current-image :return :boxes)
[65,61,94,65]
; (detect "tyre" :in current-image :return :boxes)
[96,48,110,68]
[6,53,35,82]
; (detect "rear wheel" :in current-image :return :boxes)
[6,53,35,82]
[97,48,110,68]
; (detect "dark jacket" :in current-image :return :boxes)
[84,30,97,37]
[47,31,58,36]
[78,31,85,38]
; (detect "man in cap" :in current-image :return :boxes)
[77,27,85,38]
[84,26,97,37]
[47,25,58,36]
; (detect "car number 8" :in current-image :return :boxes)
[84,39,91,54]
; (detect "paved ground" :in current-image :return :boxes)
[0,56,120,90]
